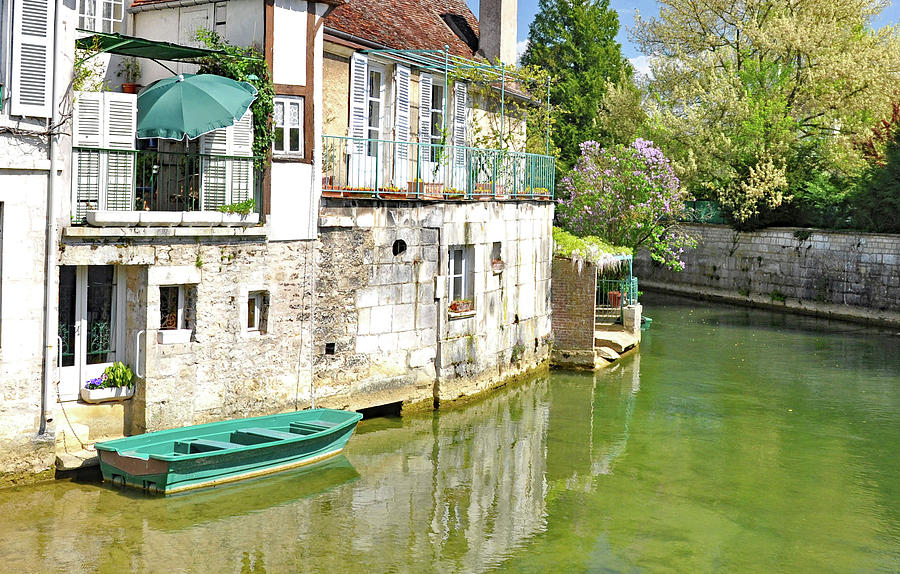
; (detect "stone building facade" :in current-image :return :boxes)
[314,200,554,411]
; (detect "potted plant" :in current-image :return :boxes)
[80,361,135,403]
[491,258,505,274]
[407,179,444,200]
[607,291,622,308]
[117,56,142,94]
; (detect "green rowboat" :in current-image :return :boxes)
[94,408,363,494]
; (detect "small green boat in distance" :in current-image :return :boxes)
[94,408,363,495]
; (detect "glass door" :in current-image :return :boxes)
[58,265,121,401]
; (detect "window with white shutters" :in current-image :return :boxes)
[10,0,54,117]
[72,92,136,218]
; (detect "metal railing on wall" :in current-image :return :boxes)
[72,147,260,222]
[595,277,639,326]
[321,135,555,201]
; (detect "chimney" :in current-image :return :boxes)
[479,0,518,66]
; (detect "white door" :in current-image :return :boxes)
[58,266,124,401]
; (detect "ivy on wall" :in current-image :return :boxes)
[194,29,275,171]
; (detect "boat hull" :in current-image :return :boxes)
[95,408,362,494]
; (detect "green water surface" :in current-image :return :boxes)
[1,294,898,573]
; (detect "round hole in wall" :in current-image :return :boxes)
[392,239,408,256]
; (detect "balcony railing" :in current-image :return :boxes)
[322,135,555,201]
[72,147,260,222]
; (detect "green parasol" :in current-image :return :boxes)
[137,73,258,140]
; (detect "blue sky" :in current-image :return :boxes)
[466,0,900,73]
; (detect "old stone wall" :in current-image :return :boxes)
[0,168,55,483]
[550,257,596,351]
[58,237,316,434]
[316,200,554,409]
[635,224,900,319]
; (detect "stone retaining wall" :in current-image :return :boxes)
[635,224,900,322]
[316,200,554,409]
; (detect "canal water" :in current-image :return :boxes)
[1,294,898,573]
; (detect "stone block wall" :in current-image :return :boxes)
[0,169,56,482]
[316,200,554,409]
[635,224,900,313]
[550,257,597,351]
[58,237,317,434]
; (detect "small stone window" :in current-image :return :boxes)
[448,245,475,316]
[247,291,269,333]
[158,285,195,344]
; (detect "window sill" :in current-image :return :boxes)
[157,329,192,345]
[84,210,260,227]
[448,310,476,320]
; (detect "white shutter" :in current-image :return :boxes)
[418,72,433,148]
[452,82,467,191]
[393,65,411,187]
[348,53,368,155]
[200,125,228,210]
[230,110,254,204]
[73,92,103,148]
[103,93,136,211]
[11,0,55,117]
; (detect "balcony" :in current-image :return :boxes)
[321,135,555,201]
[72,147,261,227]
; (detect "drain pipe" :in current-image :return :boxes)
[40,0,63,436]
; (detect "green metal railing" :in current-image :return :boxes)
[321,135,555,201]
[72,147,260,222]
[595,277,639,326]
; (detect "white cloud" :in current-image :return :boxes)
[516,40,529,64]
[629,55,652,77]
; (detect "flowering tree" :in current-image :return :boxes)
[557,139,696,270]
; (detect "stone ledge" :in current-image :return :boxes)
[641,280,900,329]
[64,224,269,239]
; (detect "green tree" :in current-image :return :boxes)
[633,0,900,227]
[521,0,629,168]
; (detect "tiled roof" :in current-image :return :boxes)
[325,0,480,58]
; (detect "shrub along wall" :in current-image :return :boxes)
[634,224,900,315]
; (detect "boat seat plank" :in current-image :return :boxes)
[238,428,297,441]
[174,439,238,454]
[289,422,328,435]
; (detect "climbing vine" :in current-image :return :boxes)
[449,60,556,157]
[194,29,275,170]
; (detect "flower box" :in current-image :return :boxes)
[408,181,444,199]
[491,259,505,274]
[80,385,134,404]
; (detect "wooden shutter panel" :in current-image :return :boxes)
[10,0,54,117]
[453,82,467,166]
[73,92,103,148]
[230,110,254,204]
[418,73,432,149]
[348,53,368,155]
[200,125,228,210]
[393,65,411,186]
[103,93,136,211]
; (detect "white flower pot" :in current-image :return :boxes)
[80,385,134,404]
